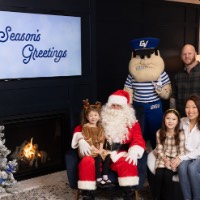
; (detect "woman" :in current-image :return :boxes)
[171,95,200,200]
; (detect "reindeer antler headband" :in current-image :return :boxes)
[83,99,102,111]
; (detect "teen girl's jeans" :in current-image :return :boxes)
[178,158,200,200]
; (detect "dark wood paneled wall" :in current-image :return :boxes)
[96,0,200,111]
[96,0,144,103]
[0,0,96,150]
[0,0,200,150]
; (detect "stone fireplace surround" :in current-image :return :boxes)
[2,112,67,181]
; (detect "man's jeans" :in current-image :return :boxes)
[178,159,200,200]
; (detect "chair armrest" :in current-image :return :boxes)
[65,148,79,189]
[147,151,156,175]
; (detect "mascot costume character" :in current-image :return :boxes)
[124,37,172,149]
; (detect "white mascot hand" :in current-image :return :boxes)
[156,84,172,100]
[78,139,91,156]
[125,151,138,165]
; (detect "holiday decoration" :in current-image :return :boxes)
[0,125,17,193]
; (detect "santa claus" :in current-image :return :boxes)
[71,90,146,200]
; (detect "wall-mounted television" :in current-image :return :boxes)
[0,10,82,79]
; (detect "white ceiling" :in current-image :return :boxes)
[165,0,200,4]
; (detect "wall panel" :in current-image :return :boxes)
[0,0,96,149]
[96,0,200,110]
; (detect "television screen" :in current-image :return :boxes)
[0,10,82,79]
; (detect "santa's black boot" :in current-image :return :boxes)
[82,190,95,200]
[122,187,134,200]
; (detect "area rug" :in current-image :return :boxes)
[0,170,152,200]
[0,171,72,200]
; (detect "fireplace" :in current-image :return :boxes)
[2,113,67,181]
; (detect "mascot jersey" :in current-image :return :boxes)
[125,72,170,103]
[71,122,145,190]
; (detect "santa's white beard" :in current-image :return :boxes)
[101,105,136,143]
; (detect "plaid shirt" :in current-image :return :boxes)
[171,62,200,116]
[155,130,185,171]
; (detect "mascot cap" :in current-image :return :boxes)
[108,90,130,106]
[130,37,160,51]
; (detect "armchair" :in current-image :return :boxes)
[65,149,147,200]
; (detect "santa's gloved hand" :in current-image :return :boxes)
[125,150,138,165]
[78,139,91,156]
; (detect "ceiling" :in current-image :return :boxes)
[165,0,200,4]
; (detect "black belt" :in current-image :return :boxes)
[104,142,129,151]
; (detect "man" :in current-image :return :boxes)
[170,44,200,117]
[71,90,146,200]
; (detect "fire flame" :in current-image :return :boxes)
[23,138,37,160]
[16,137,47,167]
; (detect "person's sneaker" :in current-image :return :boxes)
[96,179,115,188]
[96,179,105,188]
[103,179,115,187]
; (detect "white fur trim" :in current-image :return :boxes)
[147,151,156,175]
[118,176,139,186]
[78,180,96,190]
[128,145,144,158]
[110,151,127,163]
[71,132,82,149]
[108,95,127,105]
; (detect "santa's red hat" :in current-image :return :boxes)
[108,90,130,106]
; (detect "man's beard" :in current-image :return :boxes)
[185,55,196,66]
[101,105,136,143]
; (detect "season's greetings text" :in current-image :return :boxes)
[0,26,67,64]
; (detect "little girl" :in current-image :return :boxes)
[79,99,113,188]
[154,109,185,200]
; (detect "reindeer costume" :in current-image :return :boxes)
[72,100,111,191]
[78,100,106,159]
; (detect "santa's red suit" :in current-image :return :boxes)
[71,90,145,190]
